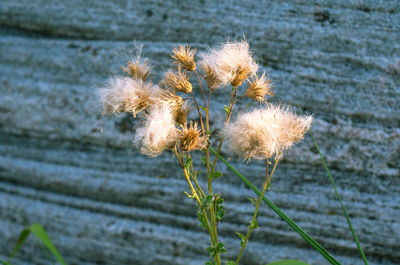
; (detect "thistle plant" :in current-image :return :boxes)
[98,41,313,265]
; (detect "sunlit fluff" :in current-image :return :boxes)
[199,41,258,88]
[223,105,312,160]
[245,73,273,103]
[99,76,152,117]
[122,57,151,81]
[134,104,178,157]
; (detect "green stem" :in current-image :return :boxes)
[311,133,368,265]
[210,146,342,265]
[235,157,279,264]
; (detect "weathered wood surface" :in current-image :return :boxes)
[0,1,399,264]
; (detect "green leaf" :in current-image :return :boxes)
[197,210,208,230]
[201,156,207,166]
[226,261,236,265]
[266,260,310,265]
[9,224,67,265]
[205,261,215,265]
[209,146,341,265]
[248,197,257,205]
[249,219,259,230]
[201,194,213,209]
[0,260,11,265]
[211,171,223,179]
[311,133,368,265]
[224,105,230,115]
[235,232,246,247]
[216,207,225,221]
[216,242,226,253]
[215,197,224,205]
[200,106,208,112]
[184,157,192,169]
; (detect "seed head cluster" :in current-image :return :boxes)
[223,105,312,161]
[99,40,311,159]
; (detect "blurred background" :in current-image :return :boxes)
[0,1,399,264]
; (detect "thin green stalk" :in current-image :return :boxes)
[310,133,368,265]
[211,86,237,174]
[236,159,271,264]
[210,146,341,265]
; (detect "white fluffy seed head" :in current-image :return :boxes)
[223,104,312,161]
[199,41,258,88]
[134,104,178,157]
[99,76,154,117]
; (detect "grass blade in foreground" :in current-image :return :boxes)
[8,224,67,265]
[210,146,341,265]
[310,133,369,265]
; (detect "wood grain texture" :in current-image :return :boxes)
[0,1,399,264]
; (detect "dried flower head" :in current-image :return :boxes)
[134,104,178,157]
[156,90,184,118]
[175,100,191,126]
[201,62,222,91]
[178,121,208,152]
[161,69,193,93]
[122,57,151,81]
[245,73,273,102]
[223,104,312,161]
[171,45,197,71]
[99,76,152,117]
[200,41,258,87]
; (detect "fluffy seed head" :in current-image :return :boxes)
[171,45,197,71]
[223,104,312,161]
[134,104,178,157]
[157,90,184,118]
[201,62,222,91]
[122,58,151,81]
[161,69,193,93]
[200,41,258,88]
[245,73,273,102]
[99,76,152,117]
[175,101,191,126]
[178,121,208,152]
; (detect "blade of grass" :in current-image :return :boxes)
[210,146,341,265]
[8,224,67,265]
[310,133,368,265]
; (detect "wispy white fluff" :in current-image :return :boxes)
[134,104,178,157]
[99,76,154,116]
[223,104,312,160]
[199,41,258,87]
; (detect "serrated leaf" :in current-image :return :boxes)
[235,232,246,241]
[266,260,310,265]
[216,242,226,253]
[226,261,236,265]
[212,171,223,179]
[205,261,215,265]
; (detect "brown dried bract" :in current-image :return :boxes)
[178,121,208,152]
[161,70,193,93]
[245,73,273,102]
[171,45,197,71]
[122,58,151,81]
